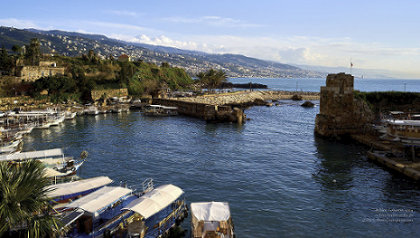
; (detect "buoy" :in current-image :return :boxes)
[332,179,337,183]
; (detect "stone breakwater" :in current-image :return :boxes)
[167,90,319,106]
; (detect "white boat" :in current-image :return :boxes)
[60,186,137,237]
[385,119,420,144]
[0,140,22,154]
[191,202,235,238]
[122,183,187,238]
[0,148,85,178]
[0,139,22,154]
[143,105,178,116]
[84,106,99,115]
[64,111,77,120]
[50,114,65,126]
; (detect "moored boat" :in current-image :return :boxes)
[143,105,178,116]
[191,202,235,238]
[60,186,136,237]
[122,183,187,238]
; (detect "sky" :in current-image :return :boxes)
[1,0,420,78]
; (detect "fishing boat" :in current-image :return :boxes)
[0,139,22,154]
[0,148,85,179]
[385,119,420,144]
[60,186,137,238]
[190,202,235,238]
[122,183,187,238]
[50,113,66,126]
[143,105,178,116]
[65,111,77,120]
[84,106,100,115]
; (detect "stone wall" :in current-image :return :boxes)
[91,88,129,101]
[16,65,65,82]
[152,98,245,123]
[170,90,319,106]
[315,73,373,137]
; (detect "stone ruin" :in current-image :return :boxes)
[315,73,373,138]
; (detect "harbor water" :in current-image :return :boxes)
[23,79,420,237]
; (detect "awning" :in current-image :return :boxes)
[122,184,184,219]
[66,186,132,216]
[0,148,63,162]
[191,202,231,222]
[60,210,85,228]
[47,176,113,198]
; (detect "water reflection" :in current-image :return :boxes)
[313,136,355,191]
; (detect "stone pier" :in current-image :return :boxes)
[152,98,245,123]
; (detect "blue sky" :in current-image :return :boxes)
[2,0,420,77]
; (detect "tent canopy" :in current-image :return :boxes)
[191,202,231,221]
[0,148,63,162]
[122,184,183,219]
[66,186,132,216]
[47,176,113,198]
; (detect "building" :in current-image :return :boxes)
[15,61,65,82]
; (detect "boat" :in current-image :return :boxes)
[122,183,187,238]
[47,176,113,212]
[65,111,77,120]
[0,139,22,154]
[143,105,178,116]
[84,106,100,115]
[60,186,137,238]
[190,202,235,238]
[0,148,85,179]
[385,119,420,144]
[50,113,65,126]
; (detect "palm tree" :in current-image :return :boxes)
[0,160,60,237]
[197,69,227,90]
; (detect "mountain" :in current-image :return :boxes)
[295,64,418,79]
[0,26,323,78]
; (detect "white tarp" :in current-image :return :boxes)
[191,202,231,222]
[66,186,132,216]
[0,148,63,162]
[122,184,184,219]
[47,176,113,198]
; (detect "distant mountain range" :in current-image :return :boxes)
[295,64,418,79]
[0,26,323,78]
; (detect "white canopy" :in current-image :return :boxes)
[47,176,113,198]
[0,148,63,162]
[66,186,132,216]
[122,184,184,219]
[191,202,231,222]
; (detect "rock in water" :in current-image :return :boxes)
[301,101,315,107]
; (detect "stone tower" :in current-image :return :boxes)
[315,73,359,137]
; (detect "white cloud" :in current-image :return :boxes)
[162,16,264,28]
[0,18,39,29]
[130,33,420,77]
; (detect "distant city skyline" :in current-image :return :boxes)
[2,0,420,78]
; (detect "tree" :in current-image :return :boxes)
[197,69,227,90]
[0,160,60,237]
[25,38,41,65]
[0,46,13,74]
